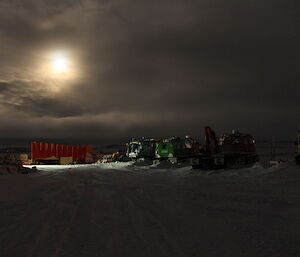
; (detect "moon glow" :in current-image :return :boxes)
[52,54,69,73]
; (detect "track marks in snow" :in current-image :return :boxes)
[1,163,300,257]
[126,192,188,257]
[51,177,95,257]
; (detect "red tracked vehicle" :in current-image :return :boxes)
[191,127,258,169]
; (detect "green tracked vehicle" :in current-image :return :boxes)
[155,136,199,162]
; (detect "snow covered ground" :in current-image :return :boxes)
[0,161,300,257]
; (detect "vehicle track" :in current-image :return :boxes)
[1,164,300,257]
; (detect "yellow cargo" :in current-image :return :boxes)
[112,152,120,159]
[20,153,28,161]
[59,157,73,165]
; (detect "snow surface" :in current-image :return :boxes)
[26,160,290,177]
[1,161,300,257]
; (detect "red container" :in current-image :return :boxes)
[31,142,93,163]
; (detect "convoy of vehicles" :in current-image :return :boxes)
[125,127,258,169]
[8,127,299,169]
[126,136,199,163]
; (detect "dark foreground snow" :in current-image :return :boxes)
[0,162,300,257]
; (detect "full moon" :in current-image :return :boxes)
[37,50,79,82]
[51,53,69,73]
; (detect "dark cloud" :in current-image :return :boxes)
[0,0,299,143]
[0,81,87,117]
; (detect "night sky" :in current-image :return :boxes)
[0,0,299,143]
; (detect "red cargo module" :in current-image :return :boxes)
[31,142,93,164]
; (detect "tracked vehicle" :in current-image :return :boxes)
[126,138,160,160]
[155,136,199,163]
[192,126,258,169]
